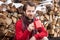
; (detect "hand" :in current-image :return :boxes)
[27,23,35,32]
[30,36,36,40]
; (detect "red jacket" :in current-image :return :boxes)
[15,17,48,40]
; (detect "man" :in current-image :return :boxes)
[15,1,48,40]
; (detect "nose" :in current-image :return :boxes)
[30,11,33,14]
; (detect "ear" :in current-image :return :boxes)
[23,11,26,15]
[24,11,25,13]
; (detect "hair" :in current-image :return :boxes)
[23,1,36,11]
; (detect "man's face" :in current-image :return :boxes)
[24,5,35,20]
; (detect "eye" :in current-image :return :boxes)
[41,5,43,7]
[28,10,31,12]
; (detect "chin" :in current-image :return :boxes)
[29,17,33,19]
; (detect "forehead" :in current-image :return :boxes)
[26,5,35,10]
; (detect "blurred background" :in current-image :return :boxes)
[0,0,60,40]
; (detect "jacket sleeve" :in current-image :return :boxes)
[34,23,48,39]
[15,20,31,40]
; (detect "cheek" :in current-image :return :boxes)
[25,12,29,15]
[25,12,30,16]
[25,11,36,16]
